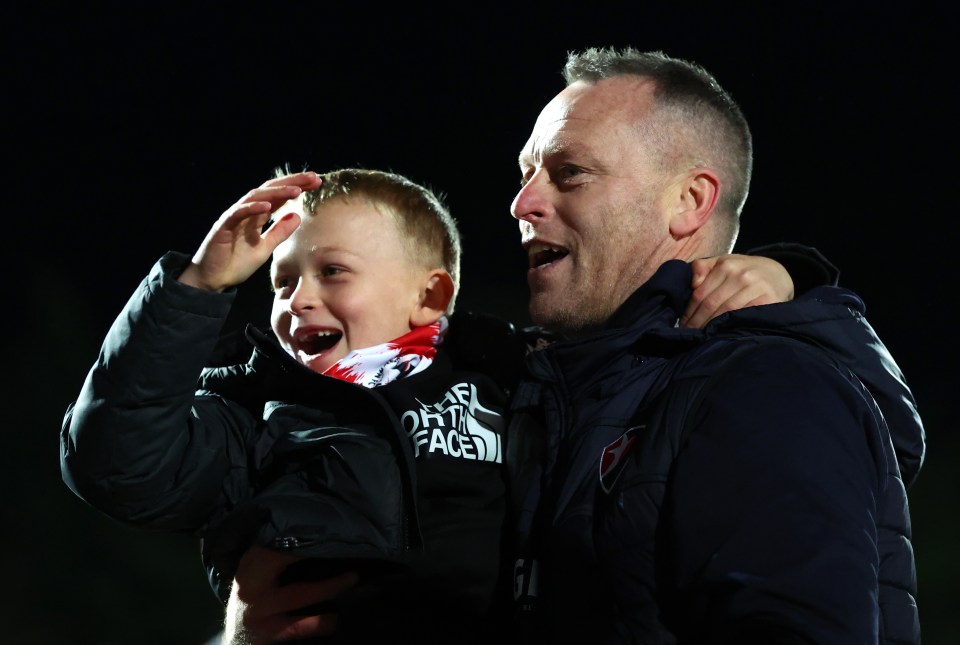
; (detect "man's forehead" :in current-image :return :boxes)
[520,78,652,162]
[527,84,590,137]
[533,89,579,128]
[520,88,587,161]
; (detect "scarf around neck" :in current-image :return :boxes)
[322,316,448,388]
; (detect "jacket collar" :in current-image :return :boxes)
[526,260,701,388]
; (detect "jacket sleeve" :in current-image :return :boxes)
[711,285,925,489]
[796,287,926,487]
[60,252,260,533]
[663,340,888,643]
[743,242,926,480]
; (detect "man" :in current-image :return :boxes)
[506,47,922,643]
[225,48,923,644]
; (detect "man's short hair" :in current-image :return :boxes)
[563,47,753,245]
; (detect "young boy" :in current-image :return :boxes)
[61,168,801,643]
[63,168,526,643]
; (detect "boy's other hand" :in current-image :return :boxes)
[681,253,794,329]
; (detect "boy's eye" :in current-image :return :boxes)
[272,277,293,294]
[321,266,344,277]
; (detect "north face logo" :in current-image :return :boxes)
[400,382,503,462]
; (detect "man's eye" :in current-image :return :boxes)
[559,165,583,180]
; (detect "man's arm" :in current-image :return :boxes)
[222,546,358,645]
[663,341,885,642]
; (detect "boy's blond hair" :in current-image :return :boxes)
[276,167,462,313]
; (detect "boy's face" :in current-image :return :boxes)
[270,196,430,374]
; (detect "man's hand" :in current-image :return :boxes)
[681,254,794,329]
[223,546,359,645]
[179,171,322,293]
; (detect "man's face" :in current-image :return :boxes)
[511,77,674,335]
[270,197,427,373]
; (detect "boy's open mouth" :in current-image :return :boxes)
[298,330,342,355]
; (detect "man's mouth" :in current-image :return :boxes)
[527,242,569,269]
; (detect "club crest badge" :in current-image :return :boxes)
[599,425,643,494]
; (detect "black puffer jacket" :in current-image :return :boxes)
[60,252,525,643]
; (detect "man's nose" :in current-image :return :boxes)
[510,169,551,224]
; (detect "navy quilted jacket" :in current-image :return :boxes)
[509,259,922,644]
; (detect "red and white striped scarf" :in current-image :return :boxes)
[322,316,448,388]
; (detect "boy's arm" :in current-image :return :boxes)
[682,243,838,329]
[746,242,839,290]
[61,171,323,531]
[60,252,258,531]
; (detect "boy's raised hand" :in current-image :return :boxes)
[681,253,795,329]
[179,172,322,292]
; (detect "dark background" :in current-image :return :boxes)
[7,2,957,643]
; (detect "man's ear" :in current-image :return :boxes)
[410,269,455,327]
[667,168,720,239]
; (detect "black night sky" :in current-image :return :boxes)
[8,2,958,643]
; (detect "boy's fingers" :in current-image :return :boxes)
[238,185,304,209]
[230,173,322,216]
[223,201,273,224]
[682,296,714,329]
[689,256,719,289]
[261,212,301,248]
[682,268,725,328]
[260,171,323,190]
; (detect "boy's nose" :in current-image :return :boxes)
[288,280,321,314]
